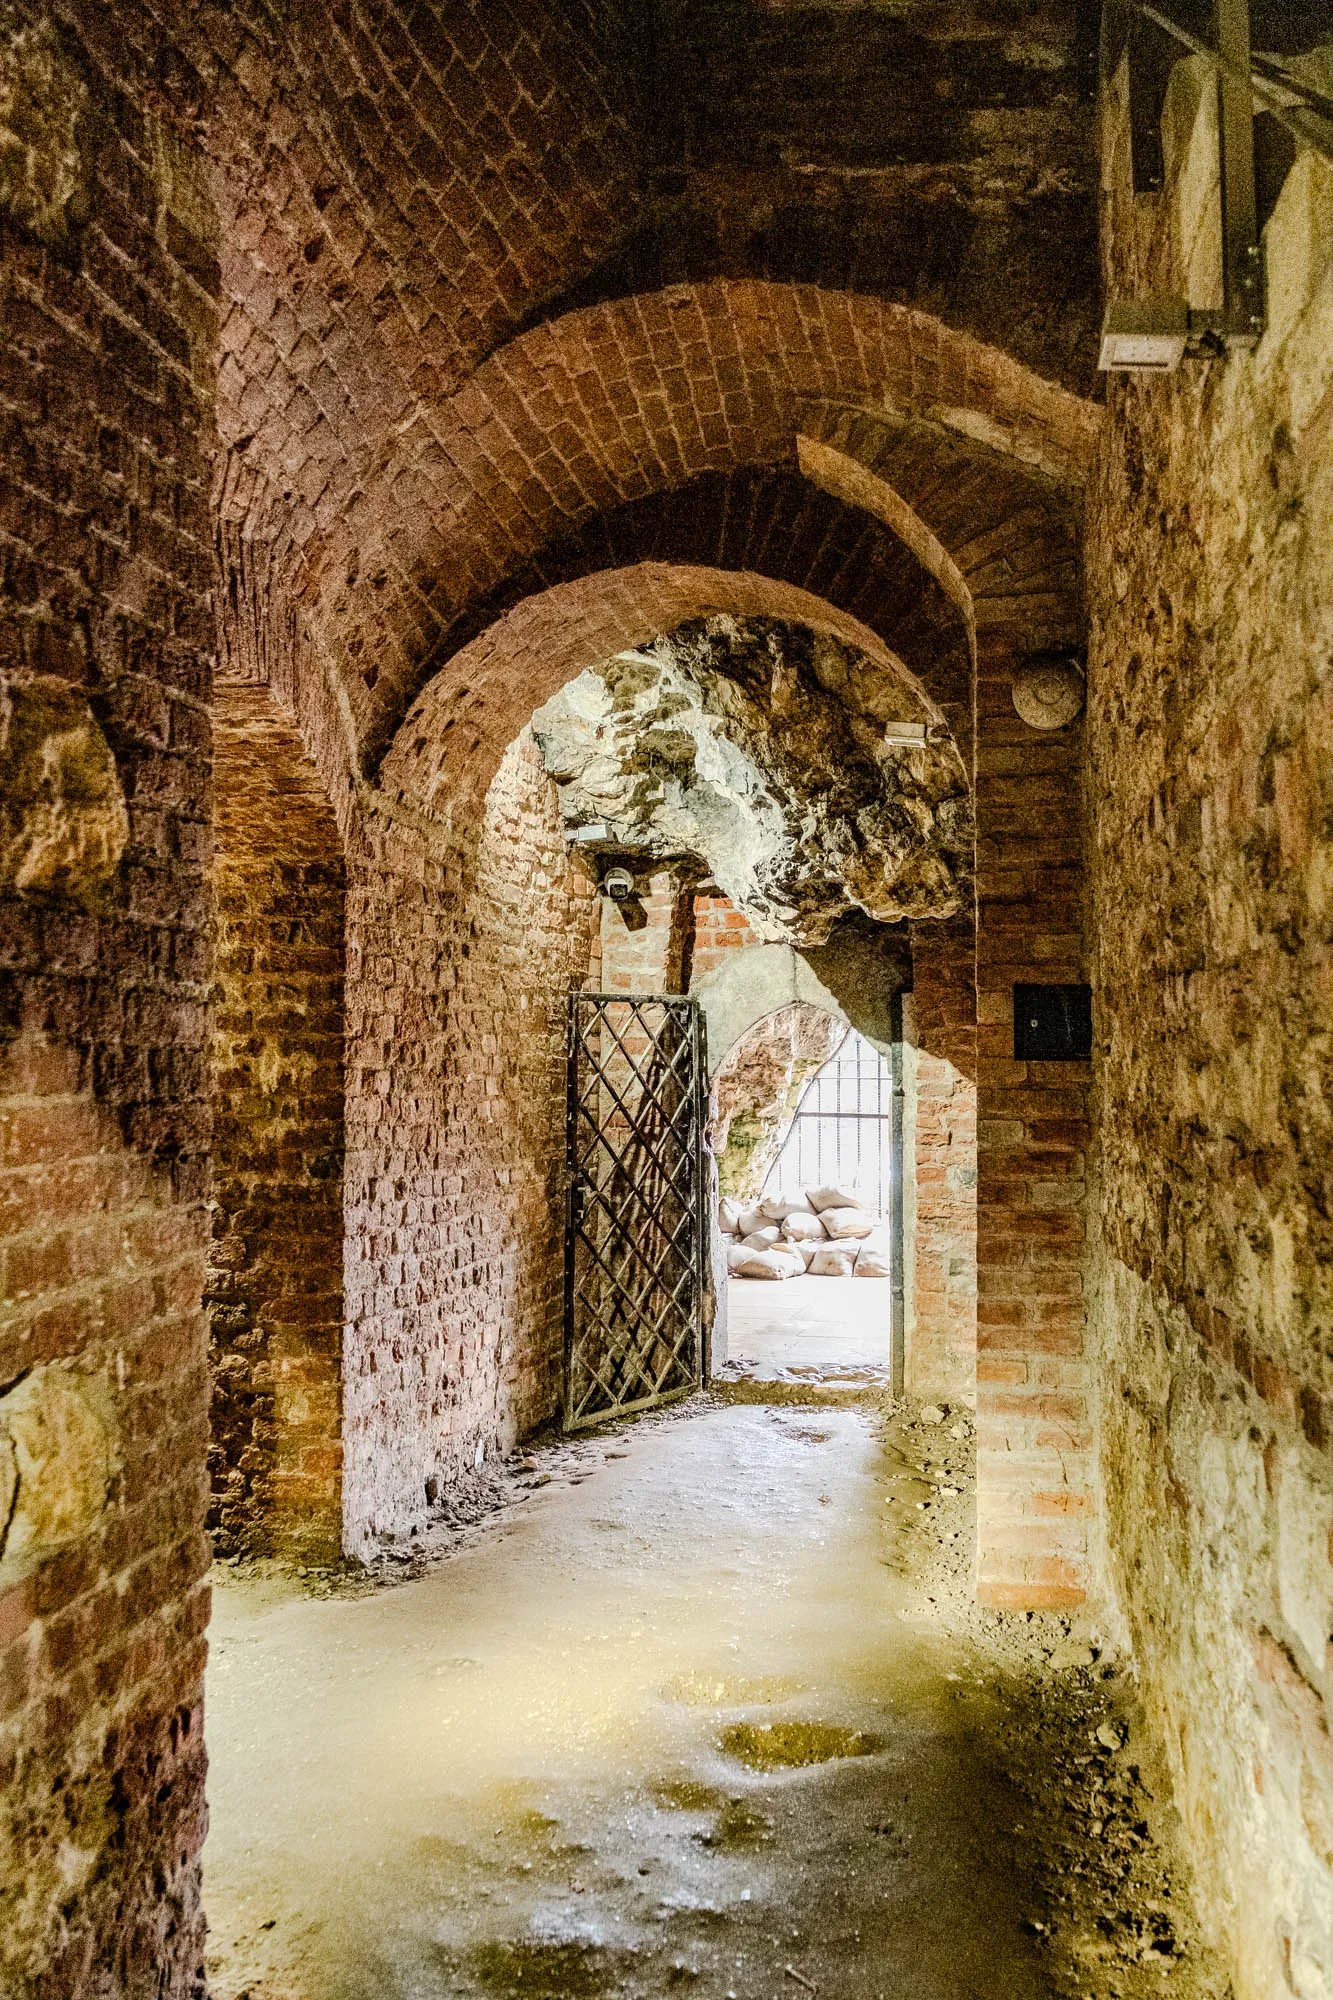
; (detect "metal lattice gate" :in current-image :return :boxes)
[564,993,706,1431]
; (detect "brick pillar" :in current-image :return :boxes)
[597,867,697,995]
[0,40,217,1992]
[207,686,346,1564]
[905,916,977,1401]
[973,637,1091,1608]
[688,890,759,983]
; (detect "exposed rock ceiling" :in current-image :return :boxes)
[531,615,973,946]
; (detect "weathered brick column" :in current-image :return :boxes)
[973,632,1091,1608]
[207,686,346,1564]
[341,736,598,1555]
[598,868,700,998]
[0,18,218,1991]
[905,916,978,1401]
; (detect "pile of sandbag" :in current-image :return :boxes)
[718,1186,891,1280]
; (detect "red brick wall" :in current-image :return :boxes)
[0,10,217,1987]
[341,735,596,1556]
[689,892,759,984]
[0,1046,211,1998]
[597,870,698,997]
[973,635,1090,1609]
[906,916,977,1400]
[207,686,344,1563]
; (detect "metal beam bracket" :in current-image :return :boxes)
[1100,0,1270,372]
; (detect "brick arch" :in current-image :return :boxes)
[378,466,976,765]
[377,560,959,824]
[295,280,1097,766]
[369,285,1095,1616]
[693,945,850,1084]
[795,411,1083,650]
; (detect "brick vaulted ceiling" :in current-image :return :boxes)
[191,0,1100,801]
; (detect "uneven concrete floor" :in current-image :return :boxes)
[206,1399,1224,2000]
[724,1274,890,1370]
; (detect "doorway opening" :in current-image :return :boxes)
[768,1023,894,1210]
[714,1008,902,1382]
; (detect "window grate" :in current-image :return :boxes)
[763,1027,893,1216]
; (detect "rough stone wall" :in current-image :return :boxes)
[0,7,217,1988]
[207,686,344,1563]
[905,917,977,1402]
[341,734,595,1556]
[1088,62,1333,1999]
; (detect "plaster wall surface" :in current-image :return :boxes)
[1089,62,1333,1999]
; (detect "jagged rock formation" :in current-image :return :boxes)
[709,1002,845,1201]
[532,616,972,946]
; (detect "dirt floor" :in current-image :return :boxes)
[205,1391,1228,2000]
[723,1274,891,1372]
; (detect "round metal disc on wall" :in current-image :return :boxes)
[1012,656,1085,730]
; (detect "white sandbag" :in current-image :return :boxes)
[809,1245,857,1277]
[718,1196,743,1236]
[742,1226,781,1250]
[780,1210,824,1243]
[855,1241,892,1277]
[822,1206,876,1240]
[760,1191,815,1222]
[726,1243,756,1272]
[806,1184,865,1214]
[732,1247,804,1280]
[794,1240,820,1268]
[737,1205,769,1238]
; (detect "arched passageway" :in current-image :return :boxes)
[7,7,1330,1996]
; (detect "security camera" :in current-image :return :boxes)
[602,865,635,902]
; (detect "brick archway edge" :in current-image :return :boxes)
[378,560,957,820]
[308,281,1098,767]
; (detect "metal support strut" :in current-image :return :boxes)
[1097,0,1333,368]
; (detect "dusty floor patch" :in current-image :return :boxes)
[205,1395,1226,2000]
[718,1720,880,1769]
